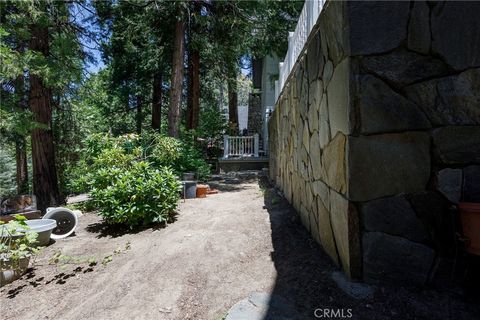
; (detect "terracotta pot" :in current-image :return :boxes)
[196,184,208,198]
[459,202,480,256]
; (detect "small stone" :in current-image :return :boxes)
[436,168,462,203]
[331,271,375,300]
[225,292,304,320]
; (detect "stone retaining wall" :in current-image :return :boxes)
[269,1,480,283]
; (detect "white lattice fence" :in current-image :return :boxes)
[275,0,326,102]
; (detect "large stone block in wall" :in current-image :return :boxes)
[307,33,324,83]
[435,168,462,204]
[432,126,480,165]
[322,133,347,194]
[431,1,480,71]
[330,191,361,279]
[319,93,330,149]
[347,1,409,55]
[316,196,339,266]
[348,132,431,201]
[355,74,431,134]
[405,68,480,126]
[360,195,429,243]
[407,1,431,54]
[363,232,435,285]
[361,49,447,88]
[327,58,351,137]
[409,192,454,256]
[319,0,348,65]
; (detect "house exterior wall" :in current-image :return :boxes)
[269,0,480,283]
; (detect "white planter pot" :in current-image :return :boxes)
[0,256,30,287]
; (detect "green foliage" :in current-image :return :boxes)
[0,145,16,196]
[90,161,180,227]
[197,105,228,146]
[68,132,211,193]
[0,215,40,271]
[148,135,182,166]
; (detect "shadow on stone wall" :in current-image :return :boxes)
[259,177,480,320]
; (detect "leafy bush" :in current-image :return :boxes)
[67,132,210,227]
[90,162,179,226]
[148,135,182,166]
[69,132,211,193]
[0,215,40,272]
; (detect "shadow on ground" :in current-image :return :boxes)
[85,218,174,239]
[259,176,480,320]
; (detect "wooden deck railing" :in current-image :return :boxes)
[223,134,259,158]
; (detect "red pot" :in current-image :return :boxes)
[459,202,480,256]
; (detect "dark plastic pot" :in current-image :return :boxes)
[182,181,197,199]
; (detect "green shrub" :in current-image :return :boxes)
[148,135,182,166]
[90,162,180,226]
[0,215,40,272]
[67,132,210,227]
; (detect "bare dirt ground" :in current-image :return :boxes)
[1,176,479,320]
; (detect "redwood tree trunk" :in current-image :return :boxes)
[29,23,60,212]
[15,74,28,194]
[187,49,200,130]
[15,141,28,194]
[168,14,185,138]
[136,95,142,134]
[151,72,163,131]
[228,80,239,134]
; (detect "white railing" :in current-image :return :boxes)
[274,0,326,102]
[223,134,259,158]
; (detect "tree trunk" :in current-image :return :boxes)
[29,23,60,212]
[228,80,239,134]
[168,14,185,138]
[187,49,200,130]
[15,74,28,194]
[151,72,162,131]
[15,140,28,194]
[136,95,142,134]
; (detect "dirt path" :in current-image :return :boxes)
[1,176,479,320]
